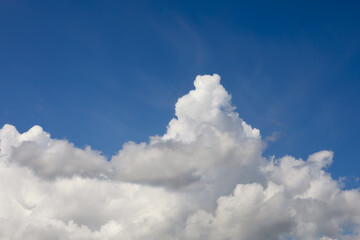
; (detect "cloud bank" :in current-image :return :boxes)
[0,74,359,240]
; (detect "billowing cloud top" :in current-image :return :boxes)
[0,74,359,240]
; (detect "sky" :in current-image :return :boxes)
[1,0,360,181]
[0,1,360,239]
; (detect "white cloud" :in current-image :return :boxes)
[0,74,359,239]
[111,75,264,209]
[0,124,110,179]
[185,151,360,240]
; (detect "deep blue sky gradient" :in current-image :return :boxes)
[1,0,359,187]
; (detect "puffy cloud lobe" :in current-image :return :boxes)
[163,74,260,142]
[186,152,360,240]
[0,74,359,239]
[185,183,293,240]
[0,124,109,179]
[111,75,264,209]
[0,162,184,240]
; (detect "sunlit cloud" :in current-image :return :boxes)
[0,75,359,239]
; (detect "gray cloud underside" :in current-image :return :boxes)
[0,74,359,240]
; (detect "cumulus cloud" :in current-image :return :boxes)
[0,74,359,239]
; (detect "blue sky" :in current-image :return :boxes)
[1,0,359,187]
